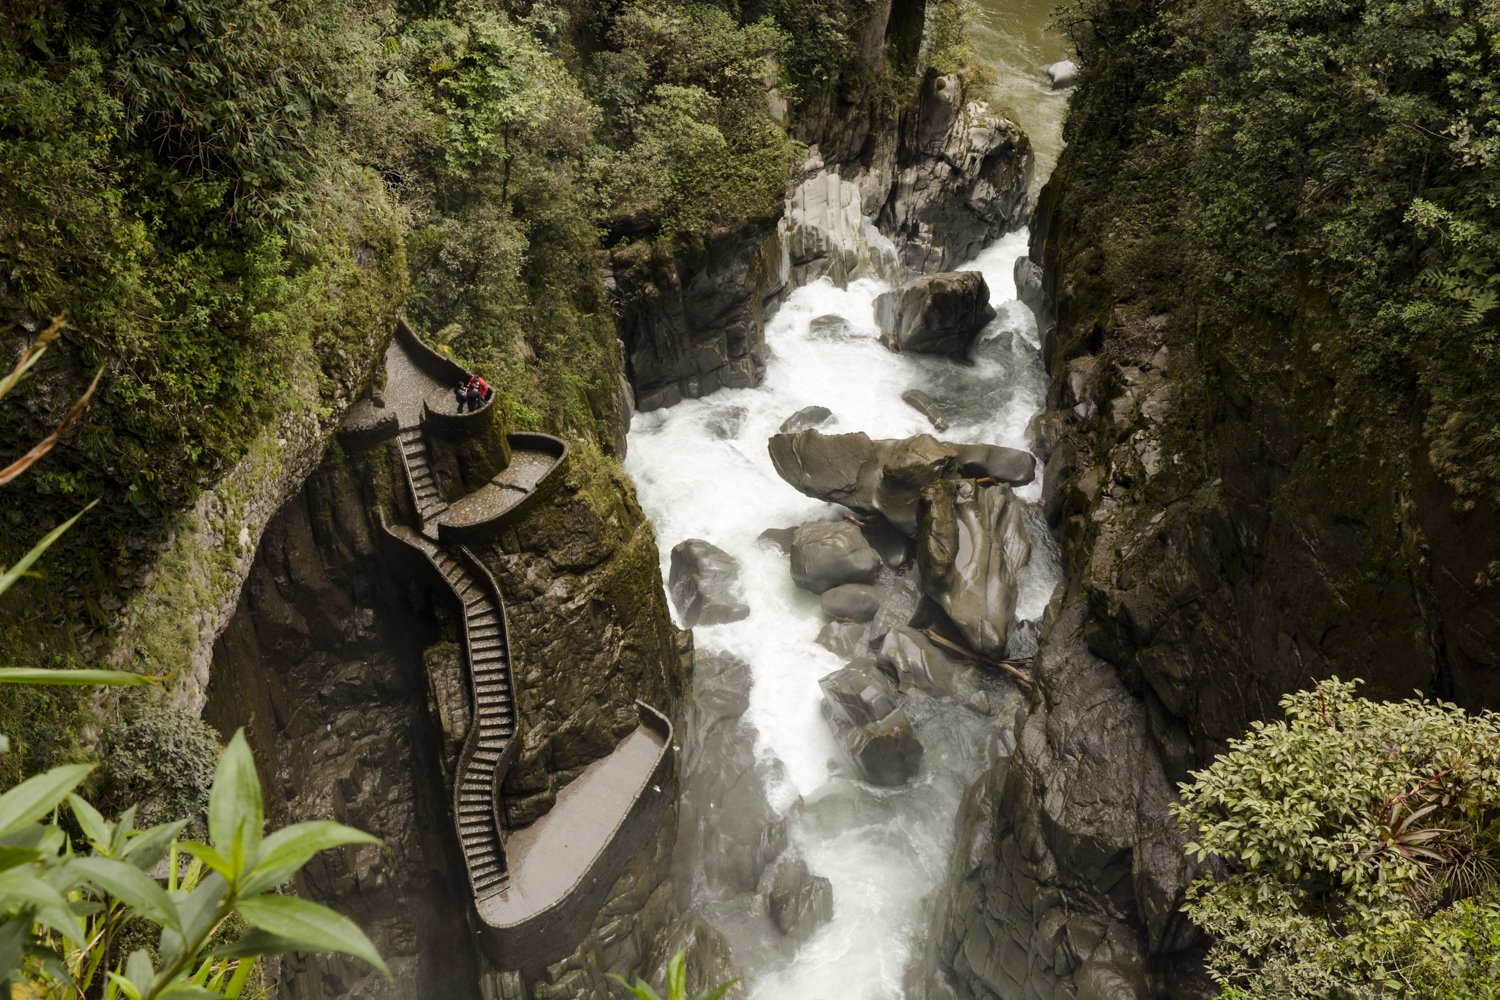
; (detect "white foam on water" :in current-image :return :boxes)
[623,229,1065,998]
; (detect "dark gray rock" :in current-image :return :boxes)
[669,539,750,627]
[952,443,1037,487]
[1007,618,1041,659]
[780,405,834,435]
[677,651,790,895]
[916,479,1032,658]
[909,602,1205,1000]
[865,568,923,645]
[875,74,1035,273]
[865,518,914,568]
[875,271,997,361]
[758,526,799,554]
[816,656,918,791]
[768,855,834,943]
[790,521,882,594]
[877,625,964,698]
[768,429,1036,537]
[808,314,858,341]
[1014,255,1046,329]
[768,430,891,513]
[1047,59,1079,89]
[816,620,869,659]
[901,389,949,431]
[820,584,883,623]
[818,657,923,785]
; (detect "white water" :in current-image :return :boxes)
[624,230,1065,998]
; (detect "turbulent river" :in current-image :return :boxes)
[623,7,1072,998]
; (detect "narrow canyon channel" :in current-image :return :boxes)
[625,8,1073,996]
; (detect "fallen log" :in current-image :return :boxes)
[920,629,1034,690]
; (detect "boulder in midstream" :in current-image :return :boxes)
[669,539,750,626]
[790,521,882,594]
[874,271,997,361]
[901,389,949,431]
[876,625,967,699]
[820,583,883,622]
[817,620,869,659]
[808,314,858,341]
[676,651,790,895]
[768,855,834,944]
[818,656,923,785]
[779,405,835,435]
[917,479,1032,658]
[768,428,1036,533]
[1047,59,1079,89]
[758,526,799,554]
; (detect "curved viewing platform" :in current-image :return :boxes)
[376,319,675,974]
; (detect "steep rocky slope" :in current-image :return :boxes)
[918,1,1500,997]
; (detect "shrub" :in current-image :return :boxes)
[1174,678,1500,997]
[100,709,222,830]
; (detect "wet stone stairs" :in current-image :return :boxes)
[389,521,520,902]
[398,427,449,521]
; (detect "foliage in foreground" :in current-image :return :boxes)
[610,948,739,1000]
[1174,678,1500,997]
[0,729,386,998]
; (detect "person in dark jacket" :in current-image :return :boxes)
[464,380,482,412]
[455,382,469,413]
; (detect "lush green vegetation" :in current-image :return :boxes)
[1053,0,1500,506]
[1175,678,1500,997]
[0,730,386,997]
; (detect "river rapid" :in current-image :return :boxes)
[623,9,1071,998]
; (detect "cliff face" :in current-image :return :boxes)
[205,417,687,997]
[918,0,1500,997]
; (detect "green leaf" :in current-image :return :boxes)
[179,841,233,880]
[121,819,189,872]
[155,984,221,999]
[0,763,93,837]
[0,502,96,598]
[0,846,42,872]
[693,978,741,1000]
[0,869,81,943]
[70,856,181,931]
[208,730,264,873]
[126,948,154,995]
[669,948,686,1000]
[0,667,157,686]
[68,793,114,850]
[240,821,381,897]
[608,973,665,1000]
[235,894,389,976]
[107,970,144,1000]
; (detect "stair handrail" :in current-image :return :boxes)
[455,543,522,896]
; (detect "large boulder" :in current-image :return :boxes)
[768,855,834,944]
[768,429,1035,534]
[790,521,882,594]
[669,539,750,626]
[877,626,965,699]
[820,583,883,622]
[875,271,997,361]
[819,657,924,785]
[816,620,869,658]
[917,479,1032,658]
[780,405,834,435]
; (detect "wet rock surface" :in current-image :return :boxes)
[910,602,1207,1000]
[767,429,1037,532]
[816,620,870,659]
[820,583,883,622]
[669,539,751,627]
[790,521,883,593]
[917,479,1032,659]
[902,389,950,431]
[875,271,997,360]
[779,405,835,435]
[818,656,924,785]
[768,856,834,944]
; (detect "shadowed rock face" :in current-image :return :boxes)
[917,479,1032,659]
[768,856,834,943]
[875,271,997,360]
[669,539,751,627]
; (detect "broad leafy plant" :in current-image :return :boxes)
[610,948,738,1000]
[0,729,387,998]
[1174,677,1500,997]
